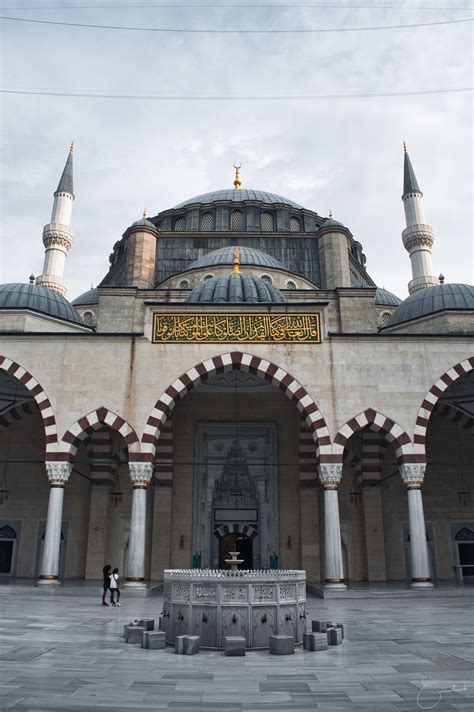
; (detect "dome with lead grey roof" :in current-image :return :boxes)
[190,246,285,271]
[386,283,474,327]
[174,189,303,210]
[0,283,86,325]
[72,287,99,306]
[188,273,287,304]
[375,288,402,307]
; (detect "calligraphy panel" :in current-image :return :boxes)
[153,313,321,343]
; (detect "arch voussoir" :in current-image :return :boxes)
[59,407,140,460]
[332,408,413,464]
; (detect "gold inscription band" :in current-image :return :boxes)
[153,313,321,343]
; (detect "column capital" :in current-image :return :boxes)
[45,461,72,486]
[318,463,343,489]
[400,463,426,489]
[129,462,154,488]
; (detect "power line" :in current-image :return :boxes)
[1,3,472,10]
[1,87,472,99]
[0,13,472,31]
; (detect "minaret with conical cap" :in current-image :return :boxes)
[36,144,75,296]
[401,143,438,294]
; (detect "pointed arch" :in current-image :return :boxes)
[0,355,58,447]
[333,408,412,464]
[213,523,258,540]
[139,351,331,463]
[414,357,474,447]
[59,406,140,461]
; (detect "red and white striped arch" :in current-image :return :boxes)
[213,523,258,540]
[414,357,474,448]
[0,356,58,446]
[58,407,140,461]
[139,351,330,463]
[333,408,413,464]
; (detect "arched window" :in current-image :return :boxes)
[260,274,272,285]
[260,212,274,232]
[82,311,94,327]
[203,274,214,281]
[201,212,214,231]
[289,216,301,233]
[381,311,392,326]
[286,280,297,290]
[178,280,189,290]
[231,210,244,231]
[174,216,186,232]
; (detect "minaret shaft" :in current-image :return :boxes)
[401,146,437,294]
[36,146,75,297]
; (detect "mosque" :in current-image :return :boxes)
[0,147,472,592]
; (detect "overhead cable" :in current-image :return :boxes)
[0,14,472,31]
[1,3,472,10]
[1,87,472,99]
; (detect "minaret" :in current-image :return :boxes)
[36,144,75,297]
[401,143,438,294]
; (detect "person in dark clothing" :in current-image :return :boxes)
[101,564,112,606]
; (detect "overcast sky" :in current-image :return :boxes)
[0,1,472,300]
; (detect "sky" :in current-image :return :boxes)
[0,1,473,301]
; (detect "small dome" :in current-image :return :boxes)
[174,188,303,210]
[130,217,157,231]
[387,283,474,327]
[0,283,86,325]
[318,218,345,229]
[72,287,99,306]
[375,288,402,307]
[190,246,285,271]
[188,273,287,304]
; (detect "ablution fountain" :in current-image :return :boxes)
[161,558,306,650]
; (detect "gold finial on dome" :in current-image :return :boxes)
[70,141,74,153]
[329,208,333,219]
[403,141,407,153]
[143,209,147,219]
[232,246,240,273]
[233,162,242,190]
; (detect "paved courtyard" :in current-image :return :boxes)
[0,590,473,711]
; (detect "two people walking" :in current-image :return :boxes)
[101,564,122,607]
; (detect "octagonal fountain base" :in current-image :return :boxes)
[162,569,307,649]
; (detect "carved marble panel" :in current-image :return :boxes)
[193,584,217,602]
[191,605,218,648]
[278,606,296,638]
[173,582,190,602]
[220,608,249,648]
[252,606,277,648]
[252,584,276,602]
[279,583,296,601]
[222,585,248,603]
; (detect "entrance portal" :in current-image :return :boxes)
[219,533,253,570]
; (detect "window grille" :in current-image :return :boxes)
[381,311,392,325]
[203,274,214,281]
[201,212,214,231]
[179,280,189,289]
[289,217,301,232]
[260,274,272,285]
[83,311,94,326]
[286,280,297,290]
[174,216,186,232]
[231,210,244,231]
[260,212,274,232]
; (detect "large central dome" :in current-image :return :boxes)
[174,189,303,210]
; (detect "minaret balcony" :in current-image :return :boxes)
[402,224,434,252]
[42,224,74,251]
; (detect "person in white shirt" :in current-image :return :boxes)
[109,568,121,606]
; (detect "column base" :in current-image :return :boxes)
[324,579,347,590]
[410,578,434,589]
[124,577,147,589]
[37,576,61,587]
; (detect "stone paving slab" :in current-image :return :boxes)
[0,592,472,711]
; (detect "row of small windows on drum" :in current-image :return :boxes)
[173,212,302,232]
[178,276,299,289]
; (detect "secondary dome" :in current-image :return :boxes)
[387,283,474,327]
[190,246,285,271]
[188,273,287,304]
[174,189,303,210]
[72,287,99,306]
[0,283,86,325]
[375,288,402,307]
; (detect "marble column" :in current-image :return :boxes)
[125,462,153,586]
[400,463,433,588]
[37,462,72,585]
[318,464,346,589]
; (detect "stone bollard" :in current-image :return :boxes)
[142,631,166,649]
[336,623,344,639]
[224,636,246,656]
[175,635,187,654]
[184,636,200,655]
[138,619,155,631]
[311,620,333,633]
[269,635,294,655]
[124,625,146,644]
[303,632,328,651]
[327,627,343,646]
